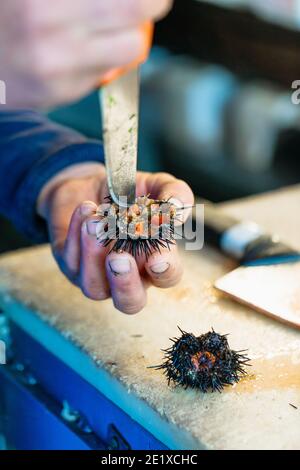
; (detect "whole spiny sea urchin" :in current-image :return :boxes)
[154,328,250,392]
[96,195,182,259]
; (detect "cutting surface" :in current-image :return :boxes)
[0,185,300,450]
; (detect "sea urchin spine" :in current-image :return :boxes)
[154,328,250,393]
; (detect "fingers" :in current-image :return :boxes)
[134,171,192,290]
[27,0,173,31]
[8,0,173,107]
[157,178,194,225]
[50,198,147,312]
[50,200,97,285]
[143,172,194,223]
[27,27,146,105]
[80,218,110,300]
[32,27,145,78]
[83,28,144,71]
[62,202,97,277]
[26,0,172,75]
[144,244,183,289]
[91,0,173,29]
[64,206,147,312]
[106,252,147,314]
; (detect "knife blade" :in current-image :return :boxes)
[101,68,139,207]
[196,201,300,329]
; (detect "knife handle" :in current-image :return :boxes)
[202,200,299,264]
[100,22,153,86]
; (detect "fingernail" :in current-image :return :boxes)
[86,220,102,237]
[80,202,96,217]
[150,262,170,274]
[168,197,183,208]
[109,258,131,275]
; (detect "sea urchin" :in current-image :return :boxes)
[154,328,250,392]
[96,195,180,259]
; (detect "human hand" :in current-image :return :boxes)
[1,0,172,108]
[38,163,194,314]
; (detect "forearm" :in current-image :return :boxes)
[0,109,104,242]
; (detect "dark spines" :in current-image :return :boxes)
[153,328,250,393]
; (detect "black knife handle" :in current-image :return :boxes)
[200,200,300,264]
[203,202,239,248]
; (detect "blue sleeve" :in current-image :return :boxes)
[0,109,104,242]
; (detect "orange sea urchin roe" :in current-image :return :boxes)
[132,200,175,229]
[134,221,147,237]
[191,351,216,371]
[111,196,177,239]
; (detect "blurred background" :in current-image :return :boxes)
[2,0,300,253]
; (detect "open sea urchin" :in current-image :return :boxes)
[154,328,250,392]
[96,195,181,259]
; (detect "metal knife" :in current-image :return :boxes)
[101,68,139,208]
[199,201,300,329]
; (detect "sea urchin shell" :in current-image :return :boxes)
[154,328,250,392]
[96,195,179,258]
